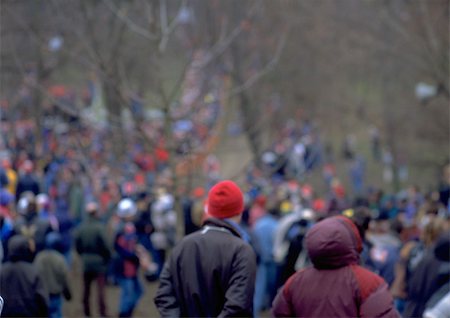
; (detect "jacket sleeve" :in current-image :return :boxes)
[272,275,295,317]
[360,283,400,317]
[154,261,180,317]
[219,244,256,318]
[34,273,49,317]
[60,258,72,301]
[99,229,111,262]
[73,229,82,254]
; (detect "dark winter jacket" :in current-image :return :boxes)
[272,216,399,318]
[403,234,450,318]
[0,235,49,317]
[16,174,40,199]
[154,217,257,317]
[74,215,111,273]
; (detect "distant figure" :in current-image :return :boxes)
[0,235,48,317]
[114,198,143,317]
[272,216,398,317]
[34,232,72,318]
[154,180,257,317]
[342,134,356,161]
[15,160,40,200]
[349,156,366,196]
[13,192,52,254]
[369,125,381,161]
[74,202,111,317]
[252,205,279,317]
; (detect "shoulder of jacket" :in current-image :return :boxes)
[282,268,309,297]
[350,264,386,301]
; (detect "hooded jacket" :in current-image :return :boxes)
[272,216,399,317]
[154,217,256,317]
[0,235,48,317]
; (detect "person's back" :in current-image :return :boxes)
[252,211,279,316]
[404,234,450,318]
[253,214,278,260]
[16,163,40,199]
[74,215,110,273]
[154,180,256,317]
[34,232,71,317]
[0,235,48,317]
[272,216,399,317]
[74,204,111,317]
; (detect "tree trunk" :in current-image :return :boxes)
[230,39,262,166]
[103,73,126,161]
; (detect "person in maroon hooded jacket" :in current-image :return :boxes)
[272,215,399,317]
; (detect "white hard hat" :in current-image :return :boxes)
[117,198,137,218]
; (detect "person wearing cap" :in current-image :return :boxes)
[74,202,111,317]
[113,198,143,317]
[154,180,257,317]
[272,215,398,317]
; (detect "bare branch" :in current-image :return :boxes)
[198,1,262,68]
[102,0,158,41]
[158,0,187,53]
[227,28,288,98]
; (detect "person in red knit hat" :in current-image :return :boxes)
[154,180,256,317]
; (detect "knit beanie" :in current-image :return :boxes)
[206,180,244,219]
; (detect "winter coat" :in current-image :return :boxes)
[114,224,140,278]
[366,232,401,286]
[272,216,399,318]
[252,214,278,263]
[154,217,256,317]
[404,235,450,318]
[13,213,52,253]
[16,174,40,199]
[74,216,111,273]
[34,250,71,299]
[0,235,48,317]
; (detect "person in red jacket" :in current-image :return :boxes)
[272,215,399,317]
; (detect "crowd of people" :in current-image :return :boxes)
[0,67,449,317]
[0,142,449,317]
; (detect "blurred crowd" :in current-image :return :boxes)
[1,116,449,317]
[0,74,449,317]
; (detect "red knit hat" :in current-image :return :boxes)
[206,180,244,219]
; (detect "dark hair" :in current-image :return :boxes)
[351,206,372,239]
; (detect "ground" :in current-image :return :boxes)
[63,254,160,318]
[63,252,270,318]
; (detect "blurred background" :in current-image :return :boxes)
[0,0,449,317]
[1,0,448,189]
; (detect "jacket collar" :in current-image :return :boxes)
[203,217,242,238]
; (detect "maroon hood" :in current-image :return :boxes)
[306,216,362,269]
